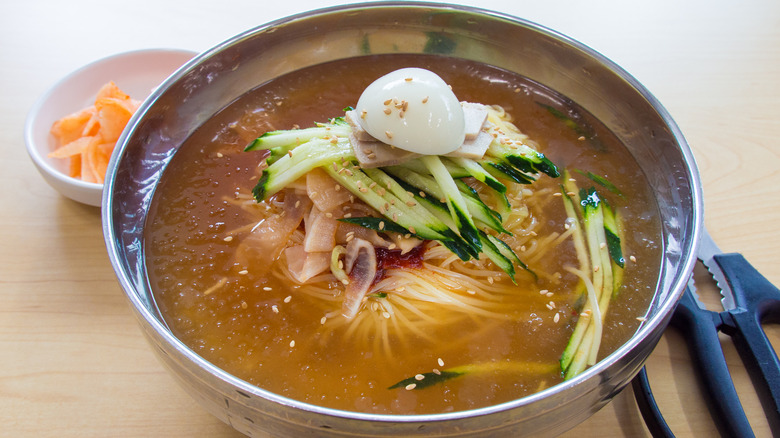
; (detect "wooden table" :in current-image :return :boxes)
[3,1,779,436]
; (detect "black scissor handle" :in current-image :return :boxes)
[714,253,780,431]
[671,286,755,438]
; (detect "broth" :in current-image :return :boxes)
[144,54,662,414]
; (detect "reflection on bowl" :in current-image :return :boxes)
[24,48,196,207]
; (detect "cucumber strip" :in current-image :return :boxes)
[445,156,507,193]
[420,154,480,251]
[482,159,536,185]
[252,138,354,200]
[485,233,536,280]
[324,164,450,243]
[486,140,559,178]
[244,125,350,152]
[602,202,625,268]
[398,157,470,178]
[478,231,515,282]
[385,166,509,236]
[409,190,480,260]
[338,217,411,235]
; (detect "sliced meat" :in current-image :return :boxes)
[344,110,375,141]
[350,134,420,168]
[445,129,493,159]
[461,102,489,140]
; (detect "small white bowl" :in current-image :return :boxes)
[25,48,197,207]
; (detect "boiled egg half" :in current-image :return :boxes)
[355,68,465,155]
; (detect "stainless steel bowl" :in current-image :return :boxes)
[103,2,702,436]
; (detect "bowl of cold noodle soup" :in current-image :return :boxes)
[103,3,702,436]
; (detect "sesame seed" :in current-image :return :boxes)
[637,316,647,322]
[216,152,224,158]
[422,96,429,104]
[554,313,560,323]
[594,265,600,272]
[487,277,494,284]
[408,226,416,234]
[385,130,393,139]
[467,290,476,295]
[289,340,295,348]
[379,221,385,230]
[284,295,292,303]
[578,136,586,141]
[238,270,248,275]
[332,162,338,172]
[360,109,367,119]
[263,286,272,291]
[384,108,392,115]
[600,242,607,249]
[405,383,417,390]
[344,169,353,176]
[549,301,556,309]
[546,292,554,298]
[223,236,233,242]
[432,368,441,375]
[294,200,301,208]
[405,77,413,82]
[382,312,391,319]
[325,212,333,218]
[415,374,425,380]
[341,279,350,285]
[438,358,445,367]
[241,301,248,309]
[369,182,377,189]
[419,191,426,198]
[334,184,341,191]
[539,289,549,295]
[388,243,397,250]
[287,150,293,157]
[383,98,392,105]
[343,213,352,218]
[392,212,398,221]
[359,187,368,193]
[321,316,327,324]
[406,200,416,207]
[272,305,279,313]
[630,255,637,263]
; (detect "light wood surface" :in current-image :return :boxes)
[3,1,779,436]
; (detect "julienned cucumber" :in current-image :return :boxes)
[246,111,557,279]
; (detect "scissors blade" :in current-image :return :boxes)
[697,227,736,311]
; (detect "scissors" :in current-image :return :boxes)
[632,227,780,437]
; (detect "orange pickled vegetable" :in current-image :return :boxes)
[49,81,140,183]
